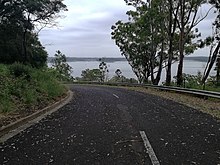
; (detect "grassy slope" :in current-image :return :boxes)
[0,64,67,114]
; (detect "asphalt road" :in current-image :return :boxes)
[0,85,220,165]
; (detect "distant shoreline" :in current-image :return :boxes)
[47,56,209,63]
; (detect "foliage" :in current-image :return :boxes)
[80,69,102,82]
[9,62,31,78]
[0,63,66,113]
[99,60,109,82]
[108,75,138,84]
[169,72,220,92]
[202,1,220,86]
[182,72,203,89]
[112,1,153,84]
[112,0,212,86]
[0,0,67,66]
[111,0,175,85]
[108,69,138,83]
[174,0,210,86]
[52,50,73,81]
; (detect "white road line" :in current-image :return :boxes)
[140,131,160,165]
[113,94,119,99]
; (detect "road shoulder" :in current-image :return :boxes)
[0,90,73,140]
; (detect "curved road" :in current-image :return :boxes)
[0,85,220,164]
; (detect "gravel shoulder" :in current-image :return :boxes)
[124,86,220,120]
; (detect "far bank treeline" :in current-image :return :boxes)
[111,0,220,86]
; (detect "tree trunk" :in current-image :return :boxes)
[165,0,173,86]
[176,1,185,87]
[165,0,179,86]
[202,42,220,84]
[155,41,164,85]
[22,29,27,63]
[176,31,184,86]
[166,40,173,85]
[217,57,220,86]
[150,54,156,84]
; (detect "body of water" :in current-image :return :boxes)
[49,60,216,83]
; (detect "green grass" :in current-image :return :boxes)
[0,63,67,113]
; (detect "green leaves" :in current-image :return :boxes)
[112,0,167,84]
[81,69,102,82]
[52,50,73,82]
[0,0,67,67]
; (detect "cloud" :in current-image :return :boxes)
[39,0,216,57]
[39,0,130,57]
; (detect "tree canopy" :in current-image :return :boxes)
[112,0,215,86]
[0,0,67,67]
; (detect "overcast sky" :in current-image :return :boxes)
[39,0,216,58]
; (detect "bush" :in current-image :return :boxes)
[9,62,31,78]
[52,50,73,81]
[31,68,67,99]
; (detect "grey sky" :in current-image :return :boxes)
[39,0,216,57]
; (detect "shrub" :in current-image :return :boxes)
[9,62,31,78]
[52,50,73,81]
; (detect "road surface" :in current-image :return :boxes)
[0,85,220,164]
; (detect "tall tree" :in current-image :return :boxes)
[112,0,168,84]
[175,0,212,86]
[202,0,220,86]
[0,0,67,66]
[20,0,67,63]
[165,0,180,85]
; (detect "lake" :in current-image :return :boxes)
[49,60,216,83]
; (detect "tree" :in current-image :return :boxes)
[112,0,168,85]
[17,0,67,62]
[0,0,67,66]
[81,69,102,82]
[112,21,149,83]
[175,0,213,86]
[0,23,47,68]
[52,50,73,81]
[165,0,180,85]
[202,0,220,86]
[99,60,109,82]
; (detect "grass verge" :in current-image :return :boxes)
[0,63,67,127]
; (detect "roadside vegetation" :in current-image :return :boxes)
[111,0,220,88]
[170,72,220,92]
[0,63,67,113]
[0,0,70,127]
[73,0,220,92]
